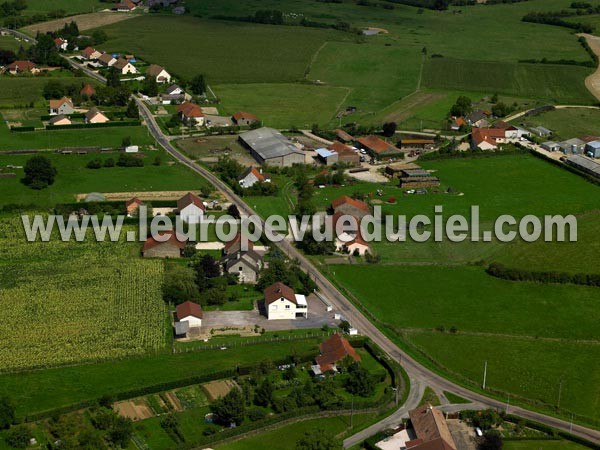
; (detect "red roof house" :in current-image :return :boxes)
[314,333,361,373]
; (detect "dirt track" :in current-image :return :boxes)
[580,34,600,102]
[23,12,135,34]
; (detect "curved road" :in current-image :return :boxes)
[135,98,600,447]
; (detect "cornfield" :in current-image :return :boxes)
[0,216,167,372]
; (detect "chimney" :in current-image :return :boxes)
[259,168,263,174]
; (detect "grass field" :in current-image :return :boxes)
[23,0,105,16]
[98,15,347,84]
[0,339,321,417]
[0,77,93,107]
[0,150,207,206]
[512,107,600,139]
[0,34,29,52]
[0,216,167,372]
[503,440,593,450]
[422,58,596,105]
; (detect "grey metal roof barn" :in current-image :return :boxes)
[239,127,305,167]
[565,155,600,178]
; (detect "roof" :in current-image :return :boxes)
[400,139,435,145]
[239,127,304,161]
[166,84,182,95]
[409,404,456,450]
[471,128,505,147]
[146,64,167,77]
[177,192,205,211]
[328,141,354,154]
[407,437,456,450]
[232,111,259,122]
[85,107,107,121]
[586,140,600,149]
[48,114,70,124]
[493,120,517,131]
[316,148,337,158]
[142,231,187,252]
[81,47,97,57]
[331,195,370,213]
[579,135,600,143]
[357,135,401,155]
[466,110,488,123]
[49,97,73,109]
[238,166,265,182]
[177,102,204,118]
[126,197,144,208]
[453,117,465,127]
[541,141,559,147]
[223,232,254,253]
[113,57,132,70]
[560,138,586,147]
[98,53,115,64]
[316,333,361,371]
[8,60,36,71]
[335,128,354,142]
[264,282,296,306]
[176,301,203,320]
[115,0,136,9]
[54,37,66,45]
[566,155,600,176]
[80,83,96,96]
[221,250,262,273]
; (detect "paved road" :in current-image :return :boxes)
[135,97,600,447]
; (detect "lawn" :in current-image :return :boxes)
[0,121,154,151]
[513,107,600,140]
[97,15,348,84]
[0,339,322,417]
[0,216,168,372]
[22,0,105,16]
[0,149,207,207]
[422,58,596,105]
[503,440,593,450]
[0,77,92,107]
[0,34,29,52]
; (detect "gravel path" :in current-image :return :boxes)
[580,34,600,102]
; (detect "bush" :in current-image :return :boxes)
[5,425,32,449]
[86,158,102,169]
[247,407,268,422]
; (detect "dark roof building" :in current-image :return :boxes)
[239,127,305,167]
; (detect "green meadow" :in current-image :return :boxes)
[22,0,105,16]
[512,107,600,140]
[0,77,94,107]
[0,150,207,206]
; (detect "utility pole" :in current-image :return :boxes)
[570,414,573,433]
[557,378,563,409]
[506,394,510,413]
[350,395,354,429]
[482,361,487,390]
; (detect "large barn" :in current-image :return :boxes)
[239,127,305,167]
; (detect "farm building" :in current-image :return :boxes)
[356,135,403,159]
[146,64,171,83]
[558,138,586,155]
[406,404,457,450]
[384,162,421,179]
[85,108,109,124]
[264,282,308,320]
[541,141,560,152]
[398,139,435,150]
[450,117,465,131]
[223,232,254,255]
[331,195,370,219]
[315,148,338,166]
[238,166,269,188]
[113,0,137,11]
[585,141,600,158]
[312,333,361,375]
[530,126,552,137]
[125,197,144,217]
[493,121,530,139]
[565,155,600,178]
[142,231,186,258]
[80,83,96,97]
[398,168,440,189]
[232,111,259,126]
[177,192,205,224]
[471,128,506,151]
[328,141,360,165]
[335,128,354,143]
[48,114,71,126]
[220,250,263,284]
[465,110,489,128]
[239,127,305,167]
[174,301,203,337]
[49,97,74,116]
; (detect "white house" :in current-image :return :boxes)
[146,64,171,84]
[238,166,270,188]
[113,57,137,75]
[54,38,68,51]
[264,282,308,320]
[176,301,203,327]
[177,192,205,224]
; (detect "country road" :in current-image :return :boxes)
[134,97,600,447]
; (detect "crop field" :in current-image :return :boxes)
[22,0,105,16]
[513,107,600,139]
[98,15,347,84]
[22,12,136,34]
[0,216,167,372]
[422,58,596,105]
[0,150,206,207]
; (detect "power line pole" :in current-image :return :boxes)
[557,378,563,409]
[482,360,487,390]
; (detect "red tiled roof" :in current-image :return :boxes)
[471,127,505,147]
[331,195,369,213]
[7,60,36,70]
[125,197,143,208]
[335,129,354,142]
[328,141,354,154]
[316,333,361,371]
[409,404,457,450]
[223,232,255,253]
[357,135,400,155]
[493,120,516,131]
[142,231,187,252]
[177,102,204,118]
[49,96,73,109]
[54,38,65,46]
[264,282,296,306]
[176,301,203,320]
[232,111,258,122]
[177,192,205,211]
[454,117,465,127]
[80,83,96,96]
[82,47,96,58]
